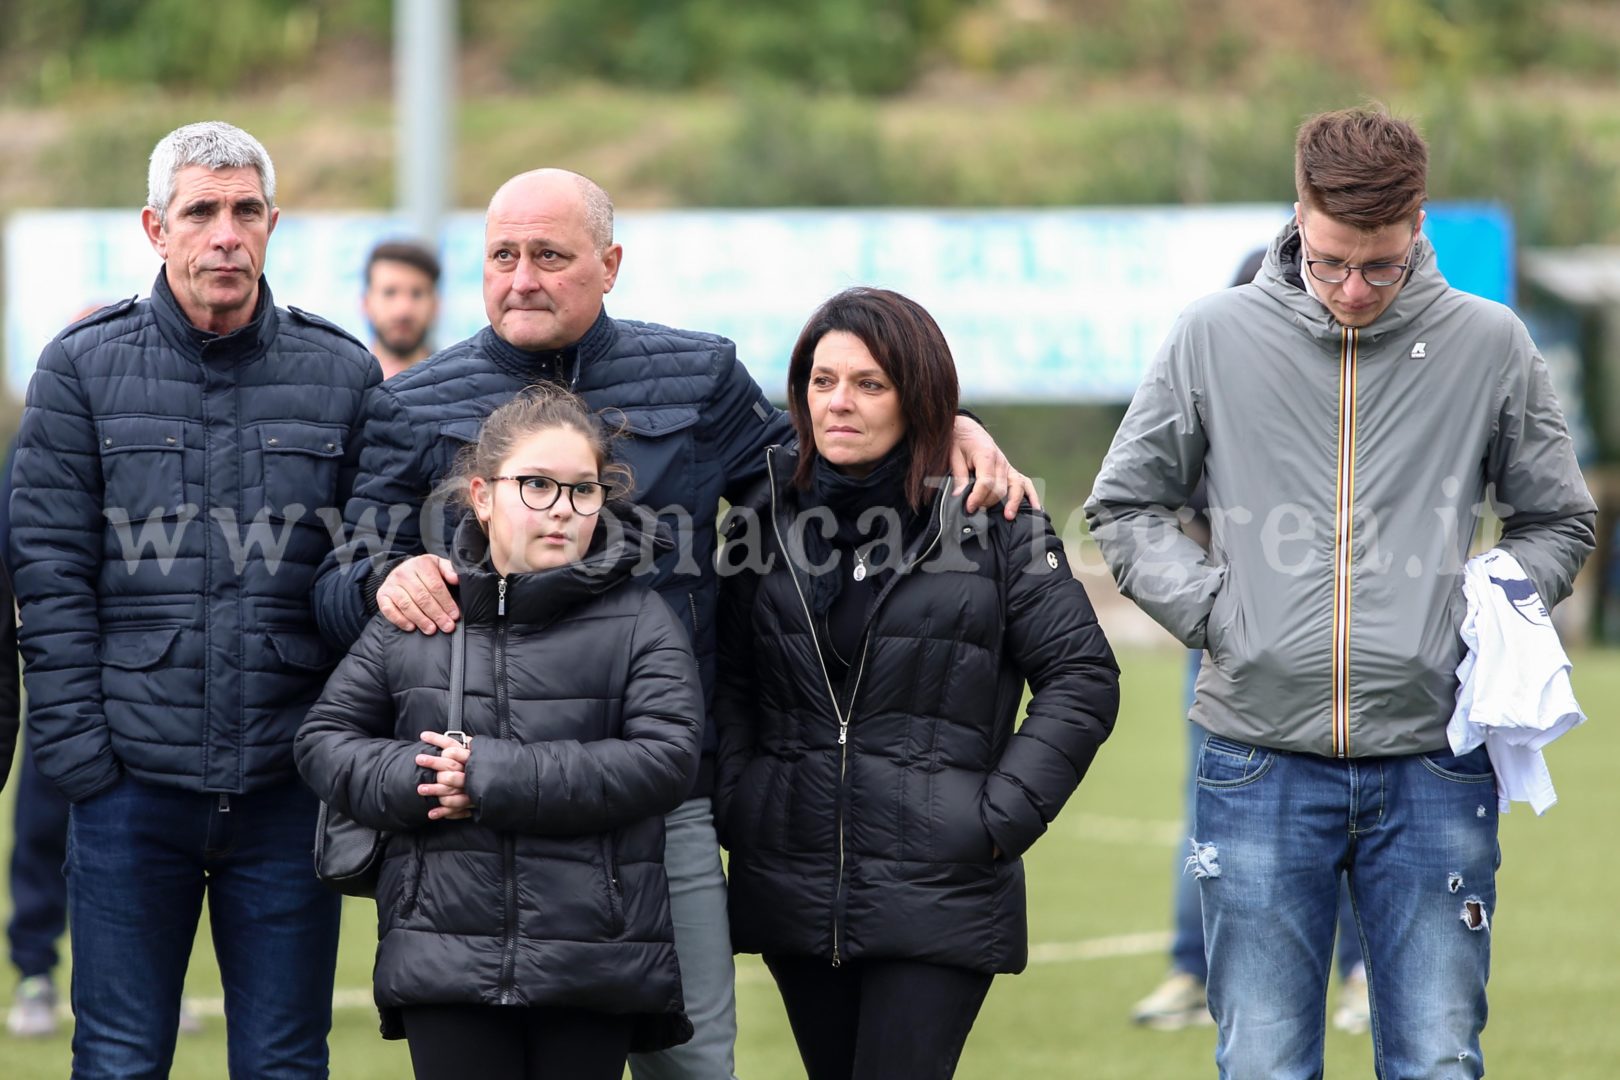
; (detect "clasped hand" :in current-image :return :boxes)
[416,730,474,821]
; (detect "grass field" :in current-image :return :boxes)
[2,645,1617,1078]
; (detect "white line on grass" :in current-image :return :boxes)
[168,929,1173,1015]
[1060,813,1183,846]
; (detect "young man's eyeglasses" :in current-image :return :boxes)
[1299,223,1416,288]
[490,475,607,515]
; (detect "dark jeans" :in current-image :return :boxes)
[400,1004,632,1080]
[66,775,342,1080]
[7,730,70,979]
[764,954,993,1080]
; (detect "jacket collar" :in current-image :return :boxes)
[150,268,277,363]
[478,306,618,385]
[763,444,956,581]
[1256,218,1449,344]
[447,505,669,627]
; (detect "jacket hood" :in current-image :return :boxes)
[1255,218,1450,344]
[449,505,671,626]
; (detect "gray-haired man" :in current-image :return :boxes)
[10,121,378,1077]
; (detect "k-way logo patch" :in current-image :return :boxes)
[1410,341,1427,359]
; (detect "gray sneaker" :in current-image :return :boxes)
[6,975,59,1038]
[1130,970,1215,1030]
[1332,965,1371,1035]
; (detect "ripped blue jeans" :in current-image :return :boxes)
[1192,733,1499,1080]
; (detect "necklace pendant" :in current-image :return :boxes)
[852,561,867,582]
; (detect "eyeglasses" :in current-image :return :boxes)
[489,474,607,515]
[1300,223,1415,287]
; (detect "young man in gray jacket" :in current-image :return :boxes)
[1086,106,1595,1079]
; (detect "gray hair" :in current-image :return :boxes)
[147,121,276,226]
[578,175,614,253]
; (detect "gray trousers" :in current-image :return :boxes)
[629,795,740,1080]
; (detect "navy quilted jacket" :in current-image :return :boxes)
[10,273,380,802]
[311,308,791,790]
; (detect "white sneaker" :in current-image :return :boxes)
[1130,970,1214,1030]
[1332,965,1371,1035]
[6,975,59,1038]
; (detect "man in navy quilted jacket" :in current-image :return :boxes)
[10,121,379,1078]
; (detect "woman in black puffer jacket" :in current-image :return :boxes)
[296,387,701,1080]
[713,288,1121,1080]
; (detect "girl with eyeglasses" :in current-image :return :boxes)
[296,385,701,1079]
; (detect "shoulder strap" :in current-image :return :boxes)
[448,621,467,732]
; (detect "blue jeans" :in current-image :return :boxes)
[627,795,739,1080]
[1171,656,1362,982]
[7,729,71,980]
[1193,733,1498,1080]
[66,776,342,1079]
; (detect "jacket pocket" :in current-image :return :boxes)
[264,629,337,673]
[398,834,426,918]
[98,417,189,519]
[98,627,181,670]
[1204,567,1243,669]
[615,406,700,507]
[599,833,625,935]
[257,422,345,523]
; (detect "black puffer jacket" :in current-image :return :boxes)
[295,513,702,1047]
[714,447,1120,974]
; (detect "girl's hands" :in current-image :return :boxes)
[416,730,474,820]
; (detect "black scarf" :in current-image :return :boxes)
[799,446,918,617]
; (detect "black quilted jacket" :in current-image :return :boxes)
[311,307,792,794]
[295,515,702,1047]
[10,272,378,801]
[714,446,1121,974]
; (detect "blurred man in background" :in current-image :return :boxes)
[361,239,441,379]
[1088,106,1595,1078]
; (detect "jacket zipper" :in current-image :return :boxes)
[765,448,947,967]
[494,578,520,1003]
[688,592,699,640]
[1331,328,1359,758]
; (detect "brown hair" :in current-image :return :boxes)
[1294,106,1428,228]
[365,239,441,287]
[452,384,630,509]
[787,287,959,510]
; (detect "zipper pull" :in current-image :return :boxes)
[497,578,507,617]
[838,722,848,746]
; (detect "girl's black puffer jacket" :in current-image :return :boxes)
[295,512,702,1048]
[714,446,1120,975]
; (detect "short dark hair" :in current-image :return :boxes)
[786,287,959,510]
[1295,105,1428,229]
[364,239,441,287]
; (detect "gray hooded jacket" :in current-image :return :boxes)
[1086,220,1595,758]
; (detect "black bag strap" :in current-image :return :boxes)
[445,620,469,742]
